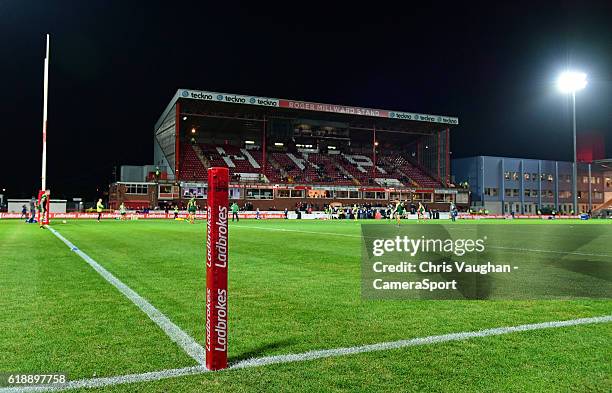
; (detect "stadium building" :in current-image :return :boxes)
[453,156,612,215]
[110,89,466,211]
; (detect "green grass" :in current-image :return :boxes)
[0,218,611,392]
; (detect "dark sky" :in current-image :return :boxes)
[1,1,611,199]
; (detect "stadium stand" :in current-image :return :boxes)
[179,143,442,187]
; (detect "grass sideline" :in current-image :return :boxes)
[1,218,611,392]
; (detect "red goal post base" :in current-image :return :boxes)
[205,167,229,370]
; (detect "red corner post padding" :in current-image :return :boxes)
[205,167,229,370]
[37,190,50,225]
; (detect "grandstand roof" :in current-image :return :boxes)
[155,89,459,134]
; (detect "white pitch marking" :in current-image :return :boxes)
[233,224,612,258]
[45,226,206,365]
[234,224,362,238]
[2,315,610,393]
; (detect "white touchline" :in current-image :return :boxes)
[233,225,612,258]
[2,315,610,393]
[45,226,206,365]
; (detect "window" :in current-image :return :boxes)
[593,192,603,200]
[246,188,273,200]
[559,191,572,199]
[364,191,377,199]
[547,190,554,197]
[182,185,206,199]
[531,189,538,197]
[229,188,241,200]
[334,190,360,199]
[512,172,519,181]
[125,184,148,194]
[504,171,511,180]
[159,185,180,200]
[334,190,349,199]
[414,193,432,202]
[292,190,306,198]
[277,190,290,198]
[159,185,172,194]
[532,173,538,182]
[582,176,589,184]
[484,188,498,196]
[504,189,518,197]
[547,174,553,182]
[524,173,530,181]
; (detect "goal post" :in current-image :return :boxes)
[205,167,229,370]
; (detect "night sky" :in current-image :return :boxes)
[1,1,611,199]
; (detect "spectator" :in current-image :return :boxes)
[29,198,36,223]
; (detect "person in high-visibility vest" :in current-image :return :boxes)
[174,205,179,220]
[96,199,104,222]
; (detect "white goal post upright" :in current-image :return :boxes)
[41,34,49,192]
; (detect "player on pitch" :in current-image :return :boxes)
[119,202,127,220]
[38,191,49,228]
[394,200,405,226]
[187,196,197,224]
[417,202,426,222]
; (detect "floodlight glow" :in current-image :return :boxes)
[557,71,587,93]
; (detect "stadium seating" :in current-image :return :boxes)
[180,143,208,181]
[179,143,443,187]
